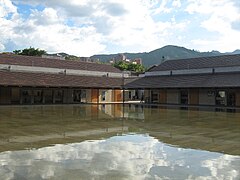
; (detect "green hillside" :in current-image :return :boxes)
[91,45,224,67]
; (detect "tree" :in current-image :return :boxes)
[13,47,46,56]
[113,61,146,72]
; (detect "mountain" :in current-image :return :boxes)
[232,49,240,54]
[91,45,239,67]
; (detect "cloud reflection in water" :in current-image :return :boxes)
[0,134,239,179]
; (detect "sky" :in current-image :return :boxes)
[0,0,240,56]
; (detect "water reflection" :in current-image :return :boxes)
[0,104,240,179]
[0,134,239,179]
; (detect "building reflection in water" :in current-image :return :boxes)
[0,104,239,179]
[0,134,239,180]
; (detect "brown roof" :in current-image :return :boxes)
[0,71,123,88]
[149,54,240,72]
[0,54,121,73]
[125,73,240,89]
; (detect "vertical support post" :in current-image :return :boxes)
[122,72,125,120]
[53,89,56,104]
[122,72,125,105]
[31,89,34,104]
[42,89,45,104]
[20,88,23,104]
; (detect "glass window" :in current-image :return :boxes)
[180,90,188,105]
[129,91,132,99]
[102,91,106,101]
[216,90,226,106]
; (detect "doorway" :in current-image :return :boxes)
[180,90,188,105]
[227,92,235,106]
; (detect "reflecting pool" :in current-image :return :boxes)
[0,104,240,179]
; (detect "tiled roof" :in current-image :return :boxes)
[125,73,240,89]
[0,54,121,73]
[0,71,123,88]
[149,54,240,72]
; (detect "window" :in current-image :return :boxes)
[180,90,188,104]
[102,91,106,101]
[34,90,43,104]
[55,90,63,103]
[129,91,132,99]
[227,92,235,106]
[73,90,81,102]
[216,90,226,106]
[81,90,86,103]
[21,89,32,104]
[151,90,159,103]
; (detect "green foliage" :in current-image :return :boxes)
[13,47,46,56]
[113,61,146,72]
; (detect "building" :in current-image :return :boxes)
[42,54,65,60]
[132,58,142,65]
[0,54,126,105]
[126,54,240,107]
[115,54,126,62]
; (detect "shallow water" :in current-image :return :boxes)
[0,104,240,179]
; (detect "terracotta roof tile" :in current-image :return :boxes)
[0,54,121,73]
[125,73,240,89]
[0,71,123,88]
[149,54,240,72]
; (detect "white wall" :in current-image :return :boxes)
[199,89,215,105]
[99,89,113,103]
[167,90,179,104]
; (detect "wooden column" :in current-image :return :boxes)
[189,89,199,105]
[159,90,167,104]
[113,89,122,102]
[91,89,99,103]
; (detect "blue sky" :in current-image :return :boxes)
[0,0,240,56]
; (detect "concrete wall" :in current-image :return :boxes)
[99,89,113,103]
[106,90,113,102]
[0,64,124,78]
[199,89,215,105]
[167,90,179,104]
[86,89,92,102]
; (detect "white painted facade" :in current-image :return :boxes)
[0,64,129,78]
[145,66,240,77]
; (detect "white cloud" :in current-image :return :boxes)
[0,0,17,17]
[1,0,240,55]
[0,0,18,50]
[172,0,181,8]
[0,1,106,55]
[30,8,62,26]
[0,0,189,55]
[153,0,173,14]
[0,43,5,51]
[186,0,240,52]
